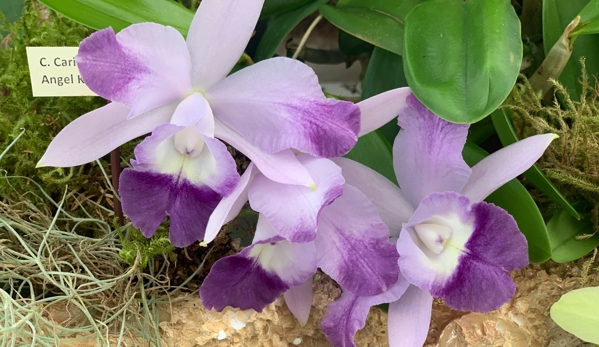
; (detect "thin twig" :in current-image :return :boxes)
[292,14,323,60]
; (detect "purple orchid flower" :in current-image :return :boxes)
[198,88,413,314]
[37,0,360,247]
[199,156,400,312]
[320,93,558,347]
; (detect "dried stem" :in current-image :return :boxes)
[292,14,323,60]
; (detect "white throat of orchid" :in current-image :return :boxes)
[174,125,205,157]
[411,214,472,262]
[414,223,452,255]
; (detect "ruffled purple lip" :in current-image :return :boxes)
[119,169,221,247]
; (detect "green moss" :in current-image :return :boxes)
[118,226,176,269]
[0,2,107,209]
[505,60,599,233]
[0,2,174,258]
[0,2,146,213]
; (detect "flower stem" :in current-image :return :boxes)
[110,147,124,226]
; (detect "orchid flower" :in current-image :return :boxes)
[199,156,400,313]
[320,93,558,347]
[198,88,414,315]
[37,0,360,247]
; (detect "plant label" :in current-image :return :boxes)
[26,47,97,97]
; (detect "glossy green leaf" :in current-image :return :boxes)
[548,208,597,263]
[551,287,599,344]
[404,0,522,123]
[38,0,193,35]
[254,0,326,61]
[338,30,374,57]
[543,0,599,101]
[462,142,552,263]
[574,19,599,36]
[362,48,407,99]
[491,109,579,219]
[260,0,313,19]
[579,0,599,21]
[571,0,599,36]
[543,0,588,50]
[319,0,424,56]
[361,47,407,144]
[344,131,397,185]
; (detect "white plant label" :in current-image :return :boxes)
[26,47,97,97]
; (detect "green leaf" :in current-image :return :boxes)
[571,0,599,36]
[344,131,397,185]
[404,0,522,123]
[543,0,599,101]
[491,109,580,219]
[260,0,314,19]
[579,0,599,21]
[551,287,599,344]
[338,30,374,57]
[361,47,407,144]
[548,208,598,263]
[319,0,424,56]
[0,0,24,24]
[462,141,552,263]
[467,116,496,145]
[574,18,599,37]
[543,0,588,50]
[38,0,193,35]
[362,47,407,98]
[254,0,326,61]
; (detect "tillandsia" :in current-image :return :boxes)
[36,0,360,247]
[320,93,558,347]
[198,88,412,315]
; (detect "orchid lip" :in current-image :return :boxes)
[174,126,205,157]
[249,243,277,267]
[414,223,452,255]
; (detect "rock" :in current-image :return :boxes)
[158,273,389,347]
[436,314,530,347]
[47,264,588,346]
[430,264,585,347]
